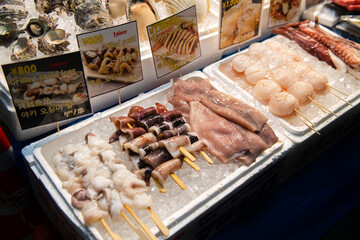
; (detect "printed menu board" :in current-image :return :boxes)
[2,52,91,130]
[268,0,301,28]
[77,21,143,97]
[219,0,262,49]
[147,6,201,78]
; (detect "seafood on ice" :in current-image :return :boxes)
[220,0,261,48]
[50,133,152,225]
[82,46,140,78]
[273,20,360,71]
[74,0,113,30]
[0,0,27,24]
[168,76,278,165]
[37,29,71,54]
[220,40,330,117]
[10,37,37,61]
[109,103,207,185]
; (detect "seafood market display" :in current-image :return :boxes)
[168,77,278,165]
[273,20,360,71]
[220,0,261,49]
[109,103,208,185]
[50,133,152,225]
[216,34,359,131]
[0,0,215,65]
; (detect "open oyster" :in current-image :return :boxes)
[10,37,37,61]
[75,0,113,30]
[0,22,19,46]
[38,29,70,54]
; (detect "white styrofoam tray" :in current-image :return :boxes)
[203,35,360,137]
[23,71,290,239]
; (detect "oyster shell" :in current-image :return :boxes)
[162,0,210,23]
[10,37,37,61]
[75,0,112,30]
[38,29,70,54]
[0,0,28,23]
[108,0,126,19]
[0,22,19,46]
[35,0,70,14]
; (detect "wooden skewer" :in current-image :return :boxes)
[147,207,169,237]
[118,89,121,105]
[127,123,133,129]
[100,218,122,240]
[294,109,316,127]
[179,68,182,77]
[329,90,353,106]
[152,176,167,193]
[179,146,196,161]
[56,122,60,133]
[295,113,321,135]
[120,211,148,240]
[200,151,213,164]
[308,96,338,116]
[325,83,349,96]
[183,157,200,172]
[169,173,187,189]
[124,205,157,240]
[308,96,327,114]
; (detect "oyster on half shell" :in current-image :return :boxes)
[38,29,70,54]
[10,37,37,61]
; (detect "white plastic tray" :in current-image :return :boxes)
[24,71,289,239]
[204,35,360,136]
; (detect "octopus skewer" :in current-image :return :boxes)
[51,133,166,239]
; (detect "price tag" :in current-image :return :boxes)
[219,0,262,49]
[147,6,201,79]
[268,0,301,28]
[77,21,143,97]
[1,52,92,130]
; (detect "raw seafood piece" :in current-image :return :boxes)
[75,0,113,30]
[129,1,157,42]
[151,158,183,184]
[253,80,282,101]
[287,81,314,103]
[269,92,299,116]
[188,101,250,164]
[10,37,36,61]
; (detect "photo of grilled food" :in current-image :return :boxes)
[82,46,140,77]
[151,21,200,62]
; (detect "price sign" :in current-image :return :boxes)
[147,6,201,79]
[77,21,143,97]
[219,0,262,49]
[268,0,301,28]
[2,52,92,130]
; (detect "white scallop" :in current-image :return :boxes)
[272,67,300,89]
[253,80,282,101]
[302,69,328,91]
[269,92,299,116]
[287,81,314,103]
[231,54,251,73]
[244,64,268,85]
